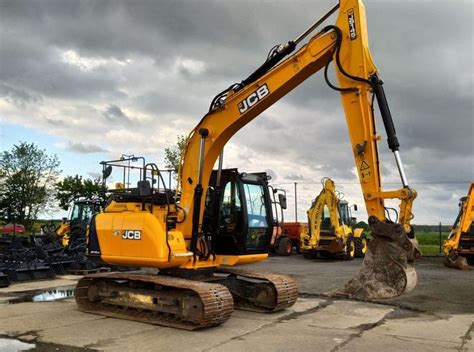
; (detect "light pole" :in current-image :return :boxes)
[294,182,298,222]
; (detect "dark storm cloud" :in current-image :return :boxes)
[0,83,42,108]
[0,35,126,101]
[0,0,472,223]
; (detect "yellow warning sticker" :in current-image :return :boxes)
[359,160,371,179]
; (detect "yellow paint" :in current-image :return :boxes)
[443,182,474,256]
[301,178,363,252]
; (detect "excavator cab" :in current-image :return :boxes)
[320,200,352,230]
[205,169,273,255]
[69,200,101,226]
[338,201,350,226]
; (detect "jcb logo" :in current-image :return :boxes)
[348,9,357,40]
[122,230,141,240]
[238,84,270,114]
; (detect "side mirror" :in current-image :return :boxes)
[102,165,113,180]
[278,194,287,210]
[353,204,358,211]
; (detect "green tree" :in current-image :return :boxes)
[56,175,107,210]
[164,135,187,176]
[0,142,61,229]
[355,221,369,231]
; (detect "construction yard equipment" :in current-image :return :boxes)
[76,0,419,330]
[443,182,474,270]
[0,200,106,287]
[271,222,306,256]
[44,199,102,247]
[300,178,366,260]
[268,186,303,256]
[0,234,56,286]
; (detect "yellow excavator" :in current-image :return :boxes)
[443,182,474,270]
[76,0,420,329]
[301,178,366,260]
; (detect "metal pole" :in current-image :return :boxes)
[393,151,409,188]
[294,3,339,45]
[127,158,131,187]
[439,222,442,254]
[216,150,224,187]
[294,182,298,222]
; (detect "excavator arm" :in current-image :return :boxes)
[444,182,474,269]
[175,0,420,298]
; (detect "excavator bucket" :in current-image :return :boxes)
[336,217,421,299]
[444,251,472,270]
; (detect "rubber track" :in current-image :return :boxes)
[216,268,298,312]
[75,272,234,330]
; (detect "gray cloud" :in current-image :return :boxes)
[65,142,108,154]
[87,171,102,179]
[103,104,131,123]
[0,83,42,108]
[286,174,306,181]
[0,0,472,224]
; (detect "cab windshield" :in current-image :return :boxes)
[243,183,268,228]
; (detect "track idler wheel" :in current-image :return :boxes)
[444,250,472,270]
[336,216,421,299]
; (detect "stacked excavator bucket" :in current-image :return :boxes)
[0,232,106,287]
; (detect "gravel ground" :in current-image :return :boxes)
[249,255,474,315]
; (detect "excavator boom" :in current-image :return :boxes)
[175,0,419,297]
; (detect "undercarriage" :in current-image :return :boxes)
[76,267,297,330]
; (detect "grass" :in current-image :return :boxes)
[416,231,449,256]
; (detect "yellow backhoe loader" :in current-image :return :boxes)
[76,0,420,329]
[443,182,474,270]
[44,199,102,247]
[301,178,366,260]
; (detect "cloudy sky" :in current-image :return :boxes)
[1,0,473,224]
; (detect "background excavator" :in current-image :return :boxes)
[300,178,366,260]
[443,182,474,270]
[76,0,420,329]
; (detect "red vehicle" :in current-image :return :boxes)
[268,187,307,256]
[1,223,26,234]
